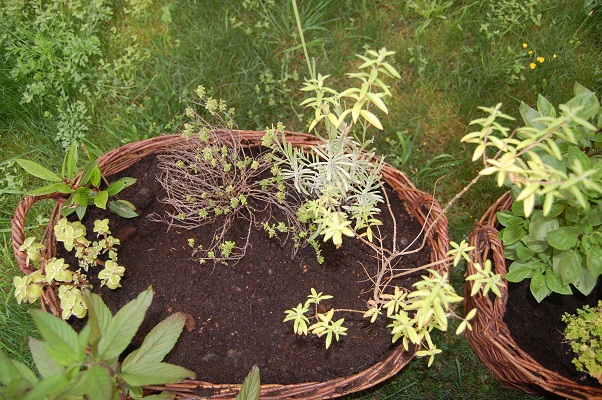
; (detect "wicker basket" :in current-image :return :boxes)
[12,131,449,399]
[464,191,602,400]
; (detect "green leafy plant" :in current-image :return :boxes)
[463,83,602,302]
[0,287,195,399]
[16,141,137,220]
[14,218,125,319]
[562,300,602,384]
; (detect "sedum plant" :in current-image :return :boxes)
[562,301,602,384]
[462,83,602,302]
[14,218,125,319]
[0,287,195,399]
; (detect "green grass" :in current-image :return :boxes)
[1,0,601,398]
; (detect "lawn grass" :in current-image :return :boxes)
[1,0,601,398]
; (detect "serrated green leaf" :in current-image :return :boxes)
[123,313,186,369]
[30,310,80,365]
[29,338,62,379]
[83,290,113,350]
[236,365,260,400]
[78,365,114,400]
[0,347,37,386]
[98,287,153,361]
[106,177,137,196]
[16,159,62,182]
[119,362,195,386]
[23,372,70,400]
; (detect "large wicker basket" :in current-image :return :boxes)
[12,131,449,399]
[464,191,602,400]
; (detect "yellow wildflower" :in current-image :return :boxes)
[553,54,557,59]
[530,63,537,69]
[537,56,545,63]
[528,50,533,55]
[522,43,528,48]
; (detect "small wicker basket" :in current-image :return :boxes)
[12,131,449,399]
[464,191,602,400]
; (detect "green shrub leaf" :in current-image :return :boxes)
[119,362,195,386]
[529,271,551,303]
[28,183,74,196]
[109,200,139,218]
[83,290,113,349]
[547,226,581,250]
[30,310,80,365]
[505,263,534,282]
[236,365,260,400]
[98,287,153,361]
[501,225,526,245]
[122,313,186,369]
[93,190,109,209]
[78,365,114,400]
[0,347,37,386]
[29,338,62,379]
[559,251,582,286]
[106,177,137,196]
[587,245,602,276]
[16,159,62,182]
[545,271,572,295]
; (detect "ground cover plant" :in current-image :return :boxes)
[1,0,601,398]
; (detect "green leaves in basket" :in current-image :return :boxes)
[0,287,195,399]
[16,141,138,219]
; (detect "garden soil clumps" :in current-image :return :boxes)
[62,153,432,385]
[505,277,602,388]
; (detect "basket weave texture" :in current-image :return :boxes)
[12,132,449,399]
[464,191,602,400]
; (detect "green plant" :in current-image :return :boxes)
[0,287,195,399]
[155,87,306,265]
[14,218,125,319]
[16,142,137,220]
[562,300,602,384]
[463,83,602,302]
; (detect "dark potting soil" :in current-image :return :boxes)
[62,152,432,386]
[504,274,602,388]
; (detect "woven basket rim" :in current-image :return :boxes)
[464,191,602,400]
[11,131,450,399]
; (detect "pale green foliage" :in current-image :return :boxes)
[262,47,400,248]
[14,218,125,319]
[283,289,346,349]
[0,287,195,399]
[465,260,504,297]
[562,301,602,384]
[465,84,602,301]
[236,365,261,400]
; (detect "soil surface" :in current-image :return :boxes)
[504,273,602,388]
[61,152,432,386]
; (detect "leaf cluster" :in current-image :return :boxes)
[0,287,195,399]
[16,142,137,220]
[465,83,602,302]
[562,300,602,384]
[15,218,126,319]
